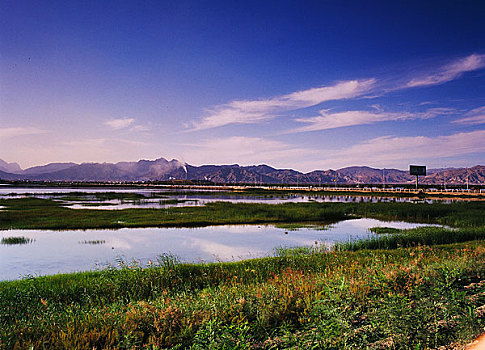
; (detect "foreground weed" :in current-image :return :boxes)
[2,242,484,349]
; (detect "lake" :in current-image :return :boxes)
[0,218,437,280]
[0,186,450,209]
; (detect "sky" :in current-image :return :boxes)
[1,0,484,172]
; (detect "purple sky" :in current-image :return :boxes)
[1,1,484,171]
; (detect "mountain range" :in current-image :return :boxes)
[0,157,483,185]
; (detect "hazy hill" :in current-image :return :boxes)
[0,157,483,185]
[0,169,22,181]
[336,166,413,184]
[23,158,187,182]
[0,159,22,174]
[21,163,77,175]
[420,165,485,185]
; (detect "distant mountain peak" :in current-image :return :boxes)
[0,157,483,185]
[0,159,22,173]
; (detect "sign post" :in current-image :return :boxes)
[409,165,426,190]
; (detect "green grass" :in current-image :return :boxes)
[273,245,324,256]
[369,226,402,234]
[274,222,330,231]
[1,242,484,349]
[0,198,350,230]
[55,192,159,201]
[0,192,484,348]
[337,226,485,251]
[70,201,119,207]
[158,199,198,205]
[79,240,106,245]
[1,197,484,230]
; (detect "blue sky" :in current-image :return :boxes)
[1,0,484,171]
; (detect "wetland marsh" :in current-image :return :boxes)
[0,218,437,280]
[0,185,484,349]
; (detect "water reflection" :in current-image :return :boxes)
[0,218,437,280]
[60,194,443,209]
[0,187,455,208]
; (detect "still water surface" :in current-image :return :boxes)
[0,186,444,208]
[1,218,436,280]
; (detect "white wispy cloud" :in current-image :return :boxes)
[62,138,148,148]
[0,127,48,139]
[181,136,313,166]
[293,110,408,132]
[104,118,135,130]
[318,130,485,168]
[188,54,484,132]
[290,108,454,133]
[189,79,376,130]
[179,131,484,172]
[104,118,151,133]
[407,54,485,87]
[131,124,151,132]
[452,106,485,125]
[46,138,152,164]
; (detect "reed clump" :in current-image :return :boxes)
[336,226,485,251]
[0,236,34,245]
[78,240,106,245]
[369,226,402,234]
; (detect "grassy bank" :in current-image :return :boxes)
[337,226,485,251]
[1,242,484,349]
[1,197,484,230]
[0,198,350,230]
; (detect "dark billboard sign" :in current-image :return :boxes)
[409,165,426,176]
